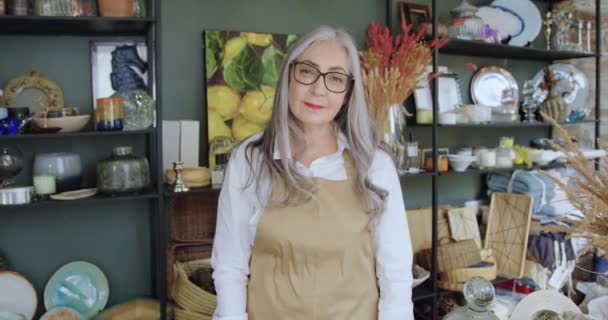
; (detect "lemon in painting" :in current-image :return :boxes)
[207,85,241,120]
[239,86,275,125]
[232,115,265,141]
[208,110,232,142]
[241,32,273,47]
[222,36,248,67]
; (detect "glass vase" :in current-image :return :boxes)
[380,103,408,164]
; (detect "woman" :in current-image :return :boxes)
[211,25,413,320]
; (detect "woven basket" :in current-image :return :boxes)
[172,258,217,316]
[170,194,219,242]
[438,258,497,283]
[173,307,213,320]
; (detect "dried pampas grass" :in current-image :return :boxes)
[539,112,608,255]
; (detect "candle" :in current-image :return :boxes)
[33,175,56,195]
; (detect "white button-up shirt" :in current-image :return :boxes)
[211,132,414,320]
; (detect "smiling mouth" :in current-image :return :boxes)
[304,102,325,110]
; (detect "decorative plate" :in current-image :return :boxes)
[531,63,591,118]
[0,71,64,114]
[0,312,26,320]
[40,307,83,320]
[491,0,542,46]
[509,290,580,320]
[50,188,97,201]
[0,271,37,320]
[477,5,524,41]
[44,261,109,319]
[470,66,519,110]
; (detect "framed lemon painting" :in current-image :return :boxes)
[203,30,299,157]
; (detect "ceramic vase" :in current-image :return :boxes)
[98,0,133,17]
[97,146,150,194]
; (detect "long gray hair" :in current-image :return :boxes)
[244,25,388,218]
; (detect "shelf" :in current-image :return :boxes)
[439,39,597,61]
[0,128,155,140]
[408,120,598,128]
[1,188,159,208]
[400,171,436,178]
[440,162,566,176]
[0,16,155,36]
[164,185,220,197]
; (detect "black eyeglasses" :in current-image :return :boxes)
[291,61,354,93]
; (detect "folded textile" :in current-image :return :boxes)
[487,170,556,214]
[527,232,575,269]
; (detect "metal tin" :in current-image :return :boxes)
[0,186,33,205]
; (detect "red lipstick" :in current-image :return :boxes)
[304,102,325,110]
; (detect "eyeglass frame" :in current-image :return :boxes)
[290,60,354,94]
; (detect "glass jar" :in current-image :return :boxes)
[444,277,500,320]
[96,146,150,194]
[8,0,29,15]
[0,146,23,187]
[95,97,124,131]
[448,0,485,41]
[212,153,228,189]
[34,0,82,16]
[209,136,234,169]
[111,90,154,131]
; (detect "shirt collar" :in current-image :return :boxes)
[272,130,349,160]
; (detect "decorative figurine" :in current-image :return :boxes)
[539,67,569,123]
[171,161,189,192]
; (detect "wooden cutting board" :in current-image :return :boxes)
[485,192,533,278]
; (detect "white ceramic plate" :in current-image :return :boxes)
[509,290,580,320]
[50,188,97,201]
[491,0,542,46]
[531,63,590,117]
[477,5,524,41]
[0,272,37,320]
[44,261,109,319]
[471,66,519,108]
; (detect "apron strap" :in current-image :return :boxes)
[342,149,356,179]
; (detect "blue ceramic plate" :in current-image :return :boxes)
[43,261,109,319]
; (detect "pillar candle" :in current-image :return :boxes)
[33,175,56,195]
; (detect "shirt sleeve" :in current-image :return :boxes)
[369,150,414,320]
[211,143,256,320]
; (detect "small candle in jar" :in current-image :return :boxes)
[479,150,496,168]
[33,175,56,195]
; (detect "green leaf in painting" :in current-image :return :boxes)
[223,43,263,92]
[205,31,224,80]
[261,45,285,88]
[286,34,300,50]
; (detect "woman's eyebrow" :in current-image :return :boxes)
[300,59,348,73]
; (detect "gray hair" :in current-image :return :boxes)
[244,25,387,219]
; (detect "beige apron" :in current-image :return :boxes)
[247,151,378,320]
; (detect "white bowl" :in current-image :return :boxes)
[32,115,91,133]
[412,264,430,288]
[447,154,475,172]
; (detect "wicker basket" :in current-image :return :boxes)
[166,242,216,317]
[170,193,219,242]
[173,306,213,320]
[173,259,217,316]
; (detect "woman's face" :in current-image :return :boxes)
[288,40,352,131]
